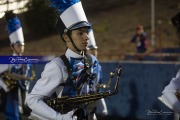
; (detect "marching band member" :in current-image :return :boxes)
[0,11,35,120]
[26,0,107,119]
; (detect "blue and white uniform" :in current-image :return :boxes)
[27,49,106,120]
[0,54,34,120]
[0,11,34,120]
[160,69,180,114]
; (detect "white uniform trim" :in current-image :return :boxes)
[96,98,108,116]
[158,95,173,110]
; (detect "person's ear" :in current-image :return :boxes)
[63,34,70,43]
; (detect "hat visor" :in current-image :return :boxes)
[87,45,98,50]
[19,43,25,45]
[12,41,25,45]
[69,21,91,30]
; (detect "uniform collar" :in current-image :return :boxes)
[65,48,84,60]
[12,53,18,56]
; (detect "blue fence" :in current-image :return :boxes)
[99,61,180,120]
[30,61,180,120]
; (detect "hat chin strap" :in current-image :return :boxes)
[67,32,84,55]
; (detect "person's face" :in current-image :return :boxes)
[136,29,144,35]
[64,27,89,52]
[11,44,25,55]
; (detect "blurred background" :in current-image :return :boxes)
[0,0,180,120]
[0,0,180,59]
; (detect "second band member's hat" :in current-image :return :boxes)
[5,11,24,45]
[87,29,98,50]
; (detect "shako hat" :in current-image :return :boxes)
[50,0,91,38]
[5,11,24,45]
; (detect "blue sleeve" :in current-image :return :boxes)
[89,54,102,84]
[26,64,33,78]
